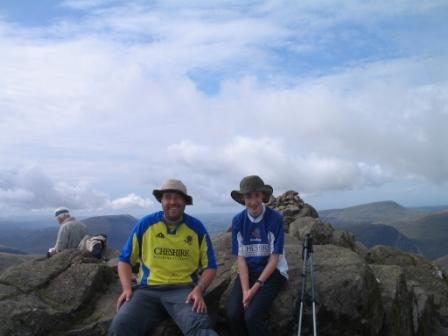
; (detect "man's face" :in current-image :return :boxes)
[243,191,264,217]
[161,191,186,222]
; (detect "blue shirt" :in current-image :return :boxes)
[231,207,288,277]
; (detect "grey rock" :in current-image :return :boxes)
[0,250,116,336]
[369,264,413,335]
[0,253,36,274]
[354,241,369,259]
[297,203,319,218]
[434,255,448,277]
[310,244,383,336]
[367,245,448,335]
[366,245,433,270]
[0,250,80,293]
[288,217,333,244]
[330,229,356,250]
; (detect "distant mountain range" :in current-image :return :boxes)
[391,210,448,260]
[319,201,424,226]
[0,215,138,255]
[81,214,138,250]
[1,203,447,260]
[0,252,34,273]
[0,213,231,256]
[337,223,420,254]
[0,245,28,255]
[320,201,448,260]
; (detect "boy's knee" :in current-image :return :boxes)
[226,306,241,323]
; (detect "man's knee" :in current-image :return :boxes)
[186,327,218,336]
[183,313,217,336]
[109,299,150,336]
[108,312,137,336]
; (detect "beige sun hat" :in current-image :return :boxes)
[231,175,273,205]
[153,179,193,205]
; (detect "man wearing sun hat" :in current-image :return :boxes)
[47,207,87,257]
[109,179,218,336]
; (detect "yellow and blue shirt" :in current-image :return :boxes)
[119,211,217,287]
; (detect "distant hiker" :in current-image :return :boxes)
[47,207,87,257]
[226,175,288,336]
[108,179,218,336]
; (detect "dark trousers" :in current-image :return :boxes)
[226,270,286,336]
[108,286,218,336]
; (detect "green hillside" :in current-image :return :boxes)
[321,202,448,260]
[392,211,448,260]
[320,201,424,226]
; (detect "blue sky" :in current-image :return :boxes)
[0,0,447,219]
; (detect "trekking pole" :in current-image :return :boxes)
[297,234,317,336]
[297,235,308,336]
[308,236,317,336]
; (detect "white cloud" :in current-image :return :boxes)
[0,0,447,214]
[0,167,102,210]
[0,188,34,205]
[212,57,448,184]
[107,193,153,210]
[61,0,113,10]
[0,167,152,215]
[168,136,393,201]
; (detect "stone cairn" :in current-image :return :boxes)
[267,190,319,231]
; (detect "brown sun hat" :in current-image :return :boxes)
[231,175,273,205]
[153,179,193,205]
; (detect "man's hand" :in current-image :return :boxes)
[186,286,207,314]
[116,288,133,312]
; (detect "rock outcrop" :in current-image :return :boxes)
[0,252,35,273]
[1,191,448,336]
[0,250,117,336]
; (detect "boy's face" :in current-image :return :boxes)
[243,191,264,217]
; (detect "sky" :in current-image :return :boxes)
[0,0,447,220]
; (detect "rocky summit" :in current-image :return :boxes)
[1,191,448,335]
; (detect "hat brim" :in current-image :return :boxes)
[153,189,193,205]
[231,185,273,205]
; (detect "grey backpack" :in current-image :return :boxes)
[78,234,107,259]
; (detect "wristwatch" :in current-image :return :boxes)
[256,279,264,287]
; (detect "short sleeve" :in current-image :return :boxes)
[231,215,240,256]
[199,232,218,269]
[271,212,284,254]
[119,223,141,266]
